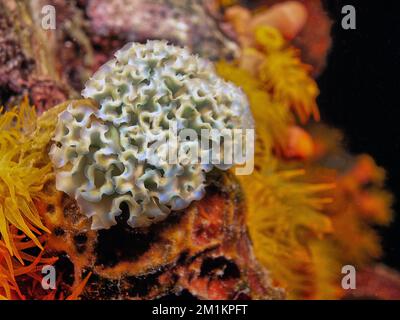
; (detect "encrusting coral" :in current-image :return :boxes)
[0,2,394,300]
[216,9,392,299]
[255,26,320,124]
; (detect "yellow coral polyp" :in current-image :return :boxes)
[233,24,320,124]
[0,99,78,300]
[216,61,290,151]
[238,165,336,299]
[255,26,285,52]
[254,26,320,123]
[0,100,52,259]
[259,48,320,123]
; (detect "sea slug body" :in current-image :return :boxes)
[49,40,253,230]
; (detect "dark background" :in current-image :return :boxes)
[319,1,400,269]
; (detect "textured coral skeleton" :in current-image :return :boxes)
[0,0,397,300]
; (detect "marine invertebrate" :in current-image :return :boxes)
[224,1,307,44]
[86,0,239,62]
[221,3,320,124]
[41,170,283,300]
[308,124,393,265]
[0,99,88,300]
[49,40,253,230]
[223,1,332,76]
[0,233,58,300]
[216,24,338,298]
[216,61,290,152]
[239,165,336,299]
[0,99,52,259]
[0,4,34,104]
[256,26,319,123]
[0,0,395,301]
[0,99,98,300]
[216,21,390,299]
[0,0,71,111]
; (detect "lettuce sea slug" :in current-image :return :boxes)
[49,41,253,230]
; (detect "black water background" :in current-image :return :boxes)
[320,0,400,269]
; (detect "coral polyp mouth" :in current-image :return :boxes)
[49,41,253,230]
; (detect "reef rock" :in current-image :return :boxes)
[43,170,283,299]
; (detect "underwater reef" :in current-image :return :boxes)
[0,0,398,300]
